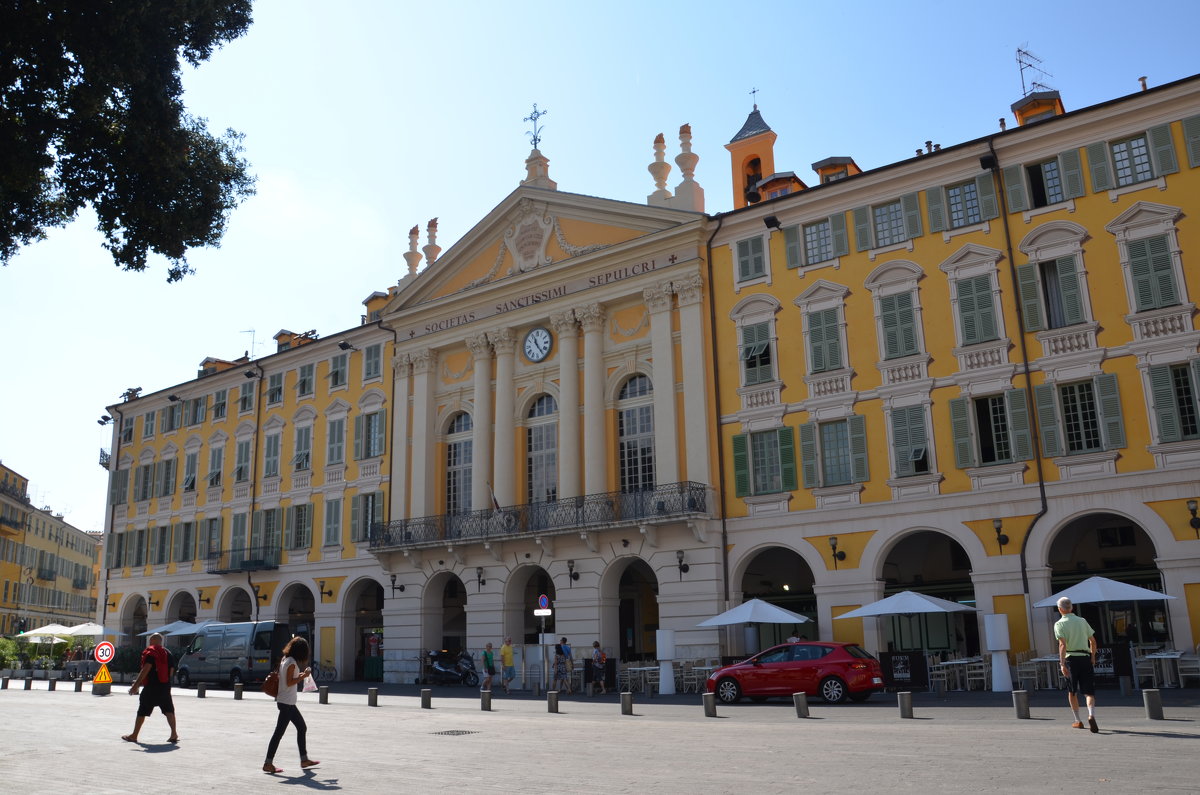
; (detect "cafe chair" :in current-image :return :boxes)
[1016,657,1042,691]
[965,659,991,691]
[926,665,950,693]
[1133,655,1158,689]
[1176,654,1200,687]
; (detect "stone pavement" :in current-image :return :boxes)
[1,680,1197,794]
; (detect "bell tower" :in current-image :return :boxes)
[725,102,776,210]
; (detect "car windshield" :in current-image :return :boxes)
[845,645,877,660]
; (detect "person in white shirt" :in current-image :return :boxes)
[263,636,320,774]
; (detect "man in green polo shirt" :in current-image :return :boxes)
[1054,596,1099,733]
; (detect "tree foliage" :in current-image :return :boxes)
[0,1,257,281]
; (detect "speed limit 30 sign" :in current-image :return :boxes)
[94,641,115,664]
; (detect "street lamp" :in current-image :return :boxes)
[829,536,846,569]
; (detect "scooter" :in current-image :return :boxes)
[425,649,480,687]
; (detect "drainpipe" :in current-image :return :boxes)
[704,214,729,604]
[248,362,263,591]
[986,137,1050,645]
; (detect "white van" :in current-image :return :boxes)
[176,620,290,688]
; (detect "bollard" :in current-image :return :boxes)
[319,686,329,705]
[48,678,56,692]
[481,690,492,711]
[532,680,541,697]
[703,692,717,718]
[793,692,809,719]
[621,692,633,715]
[897,691,913,719]
[1012,689,1030,719]
[1119,675,1132,697]
[368,687,378,707]
[92,682,111,696]
[24,677,33,690]
[197,682,207,698]
[421,688,432,709]
[75,679,84,692]
[1143,688,1164,720]
[547,691,559,713]
[234,683,243,700]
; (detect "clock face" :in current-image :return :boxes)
[523,327,553,362]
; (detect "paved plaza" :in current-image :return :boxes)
[1,680,1197,793]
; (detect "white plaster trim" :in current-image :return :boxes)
[887,472,944,500]
[812,483,863,508]
[965,461,1027,490]
[1021,199,1076,224]
[941,219,991,242]
[1106,176,1167,202]
[1053,449,1119,479]
[743,492,793,516]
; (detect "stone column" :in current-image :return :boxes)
[466,332,495,511]
[389,353,411,521]
[490,328,517,507]
[578,303,608,496]
[644,281,678,485]
[409,349,436,517]
[550,310,580,499]
[674,271,711,486]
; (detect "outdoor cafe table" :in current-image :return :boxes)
[931,657,979,691]
[1145,651,1184,688]
[626,666,658,693]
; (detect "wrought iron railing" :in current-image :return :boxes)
[37,567,56,581]
[0,480,30,502]
[369,481,710,550]
[99,448,111,469]
[206,545,281,574]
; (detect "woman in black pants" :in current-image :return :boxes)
[263,636,320,774]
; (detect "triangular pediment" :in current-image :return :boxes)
[382,185,702,316]
[1104,200,1182,234]
[794,278,850,309]
[938,243,1004,274]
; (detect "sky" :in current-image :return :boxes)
[2,0,1198,533]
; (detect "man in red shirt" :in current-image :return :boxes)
[122,633,178,743]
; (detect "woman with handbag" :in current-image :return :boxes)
[262,636,320,774]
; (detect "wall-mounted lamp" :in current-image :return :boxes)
[338,341,358,351]
[252,585,268,602]
[621,539,629,548]
[676,549,690,580]
[196,590,211,606]
[244,370,258,379]
[763,215,782,230]
[567,560,579,586]
[318,580,334,598]
[475,566,486,591]
[97,415,112,426]
[146,594,160,608]
[1189,500,1200,539]
[390,573,405,595]
[993,518,1009,551]
[829,536,846,569]
[167,394,180,402]
[106,598,118,610]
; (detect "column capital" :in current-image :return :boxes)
[466,332,493,360]
[643,281,674,314]
[549,309,578,337]
[672,271,704,307]
[488,327,516,355]
[576,302,606,333]
[409,348,436,374]
[391,352,411,375]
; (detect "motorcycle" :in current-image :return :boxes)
[425,649,480,687]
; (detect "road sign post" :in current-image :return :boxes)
[535,595,552,691]
[92,642,116,696]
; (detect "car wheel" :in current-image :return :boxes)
[715,677,742,704]
[848,691,872,702]
[820,676,848,703]
[177,670,190,688]
[464,672,480,687]
[229,669,243,688]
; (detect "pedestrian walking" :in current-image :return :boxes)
[591,640,607,695]
[1055,596,1100,733]
[500,636,516,694]
[263,636,320,774]
[123,632,178,744]
[481,642,496,691]
[552,641,570,694]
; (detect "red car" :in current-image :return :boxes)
[705,641,884,704]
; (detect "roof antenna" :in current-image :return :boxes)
[1016,46,1054,97]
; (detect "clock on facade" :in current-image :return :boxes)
[523,327,553,362]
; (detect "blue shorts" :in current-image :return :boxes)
[503,666,515,680]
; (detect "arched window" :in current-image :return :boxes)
[526,395,558,504]
[446,412,473,515]
[618,375,655,492]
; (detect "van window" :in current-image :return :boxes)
[254,629,273,651]
[220,631,243,653]
[190,636,205,653]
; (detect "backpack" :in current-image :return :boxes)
[598,650,607,665]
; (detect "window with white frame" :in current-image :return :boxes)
[1018,255,1086,329]
[854,194,921,251]
[735,236,766,282]
[1127,235,1179,312]
[152,525,170,565]
[1002,151,1086,212]
[782,214,849,270]
[1105,201,1187,316]
[251,507,282,555]
[617,375,655,492]
[183,452,197,491]
[323,497,342,546]
[234,439,251,482]
[731,427,796,496]
[526,395,558,504]
[327,417,345,465]
[363,344,382,380]
[739,321,774,385]
[286,503,312,549]
[121,417,134,444]
[263,433,281,477]
[160,404,181,434]
[806,307,842,373]
[266,373,283,405]
[297,364,314,398]
[955,273,998,346]
[174,521,194,562]
[230,513,247,560]
[350,491,382,542]
[879,291,920,359]
[133,463,154,501]
[186,397,207,426]
[293,426,312,470]
[211,389,227,420]
[1034,374,1125,456]
[890,405,930,477]
[354,411,386,459]
[329,353,348,388]
[109,468,129,505]
[239,384,254,413]
[142,412,156,439]
[445,412,473,515]
[208,446,223,486]
[204,516,222,558]
[1086,125,1178,192]
[798,416,868,488]
[1148,360,1200,443]
[949,390,1032,468]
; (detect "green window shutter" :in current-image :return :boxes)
[891,406,914,477]
[736,239,751,280]
[1055,256,1085,325]
[1033,383,1063,457]
[1094,373,1126,450]
[777,427,797,491]
[251,510,263,551]
[783,226,802,269]
[975,173,999,220]
[880,294,901,358]
[852,206,873,251]
[372,412,386,457]
[808,308,840,372]
[172,523,182,562]
[848,414,869,483]
[750,236,765,276]
[947,398,974,470]
[1147,123,1179,175]
[1002,165,1028,212]
[925,188,946,233]
[353,415,364,460]
[1147,235,1177,307]
[304,502,314,547]
[350,496,361,540]
[1181,115,1200,168]
[1086,142,1113,191]
[284,506,295,549]
[896,292,917,357]
[1058,149,1085,199]
[958,275,996,345]
[1148,365,1182,443]
[901,192,922,240]
[829,213,849,256]
[1015,263,1045,331]
[799,423,819,488]
[1006,388,1033,461]
[1127,238,1155,311]
[732,434,750,497]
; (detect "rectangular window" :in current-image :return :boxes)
[327,418,345,465]
[354,411,386,459]
[134,463,154,502]
[803,220,833,265]
[264,433,281,477]
[1027,159,1066,206]
[1148,361,1200,443]
[109,468,129,506]
[349,492,383,542]
[161,403,182,434]
[183,452,197,492]
[121,417,134,444]
[364,344,382,380]
[975,396,1012,464]
[204,517,222,558]
[176,521,194,563]
[267,373,283,405]
[330,353,348,387]
[186,397,207,426]
[287,503,312,549]
[739,322,773,386]
[1127,234,1178,312]
[211,389,227,420]
[873,201,906,247]
[750,431,782,494]
[293,426,312,470]
[142,412,156,439]
[323,498,342,546]
[807,307,842,373]
[156,458,176,497]
[235,440,251,482]
[1059,381,1102,453]
[208,446,223,487]
[153,526,170,565]
[239,384,254,413]
[956,274,998,345]
[1018,256,1085,331]
[735,236,766,281]
[879,292,919,359]
[819,421,852,486]
[231,513,247,557]
[297,364,314,397]
[1111,135,1153,186]
[799,416,869,488]
[891,404,930,477]
[945,181,982,228]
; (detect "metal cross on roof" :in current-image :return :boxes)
[749,87,759,109]
[524,103,548,149]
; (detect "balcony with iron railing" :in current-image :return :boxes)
[369,481,711,551]
[0,480,30,503]
[99,447,111,469]
[37,567,56,581]
[72,577,89,590]
[206,545,281,574]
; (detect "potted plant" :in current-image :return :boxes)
[33,655,54,679]
[0,638,15,678]
[111,645,142,684]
